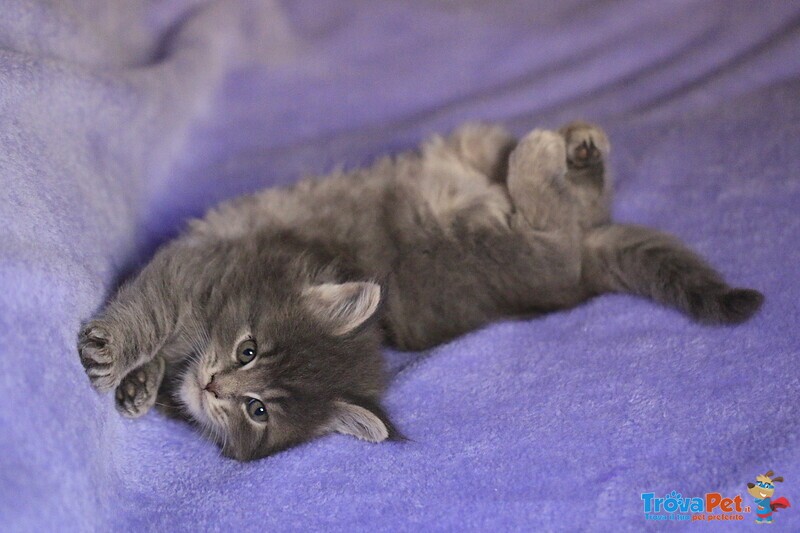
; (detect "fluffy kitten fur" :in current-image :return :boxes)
[78,122,763,461]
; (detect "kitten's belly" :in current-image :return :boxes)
[379,225,585,351]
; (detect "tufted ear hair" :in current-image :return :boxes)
[303,281,382,336]
[326,397,402,443]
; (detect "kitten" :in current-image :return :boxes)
[78,122,763,460]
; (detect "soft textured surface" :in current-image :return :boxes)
[2,1,799,531]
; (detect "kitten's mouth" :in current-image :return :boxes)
[177,361,217,424]
[203,374,219,398]
[195,375,214,408]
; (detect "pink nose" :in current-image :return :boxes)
[204,375,219,397]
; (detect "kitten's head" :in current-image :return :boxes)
[176,258,397,461]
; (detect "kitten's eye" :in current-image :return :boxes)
[246,398,268,422]
[236,339,257,365]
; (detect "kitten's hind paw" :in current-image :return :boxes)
[78,321,124,392]
[509,129,568,184]
[688,286,764,324]
[115,356,165,418]
[718,288,764,324]
[560,121,610,169]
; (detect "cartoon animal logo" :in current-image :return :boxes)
[746,470,791,524]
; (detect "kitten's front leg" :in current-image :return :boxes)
[78,251,181,393]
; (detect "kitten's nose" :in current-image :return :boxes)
[204,375,219,398]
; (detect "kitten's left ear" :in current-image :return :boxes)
[303,281,382,336]
[327,398,402,443]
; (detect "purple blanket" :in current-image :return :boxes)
[2,1,799,530]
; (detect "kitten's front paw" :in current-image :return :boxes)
[78,321,125,392]
[559,121,610,169]
[115,356,165,418]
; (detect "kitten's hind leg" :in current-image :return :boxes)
[435,123,516,182]
[560,121,612,227]
[582,224,764,324]
[115,356,166,418]
[506,129,575,231]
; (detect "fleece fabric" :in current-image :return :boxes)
[1,1,799,531]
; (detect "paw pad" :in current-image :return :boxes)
[560,121,610,169]
[115,357,165,418]
[573,140,601,164]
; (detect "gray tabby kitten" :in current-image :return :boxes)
[78,122,763,460]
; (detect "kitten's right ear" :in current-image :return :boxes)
[327,398,403,443]
[303,281,382,336]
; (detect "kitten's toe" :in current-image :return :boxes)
[115,356,165,418]
[78,321,122,392]
[559,121,610,169]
